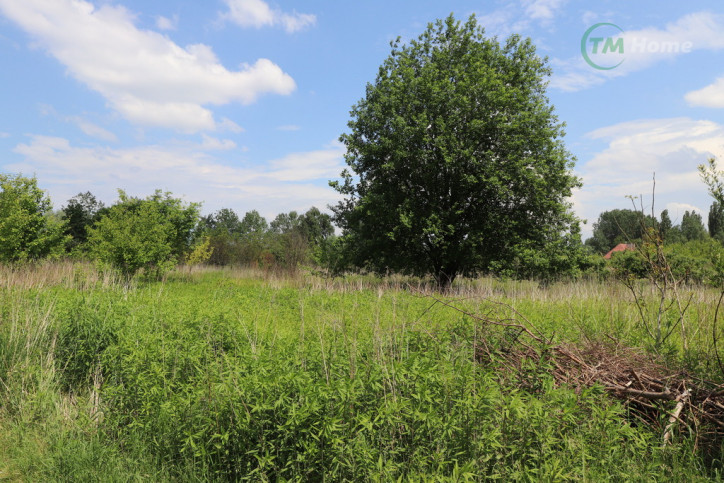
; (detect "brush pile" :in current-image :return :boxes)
[430,294,724,449]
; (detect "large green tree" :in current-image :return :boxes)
[331,15,581,288]
[0,173,68,262]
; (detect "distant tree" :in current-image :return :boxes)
[708,201,724,242]
[585,209,655,254]
[0,173,68,262]
[197,208,241,265]
[239,210,268,235]
[299,207,337,270]
[268,211,306,269]
[680,210,707,242]
[237,210,269,265]
[62,191,105,250]
[300,207,334,245]
[331,15,581,289]
[659,209,672,240]
[209,208,242,236]
[270,211,302,234]
[87,190,200,278]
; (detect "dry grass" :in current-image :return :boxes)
[0,260,122,291]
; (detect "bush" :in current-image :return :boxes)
[0,173,68,262]
[87,190,199,279]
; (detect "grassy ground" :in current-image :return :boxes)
[0,262,722,480]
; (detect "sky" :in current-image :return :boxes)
[1,0,723,240]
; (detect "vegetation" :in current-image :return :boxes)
[61,191,106,252]
[4,15,724,481]
[0,264,721,481]
[197,206,335,271]
[331,15,582,289]
[86,190,200,279]
[585,208,655,254]
[0,173,68,262]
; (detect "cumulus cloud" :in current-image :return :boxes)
[574,117,724,238]
[221,0,316,33]
[0,0,296,132]
[552,12,724,92]
[7,135,344,218]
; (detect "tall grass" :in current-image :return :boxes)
[0,262,721,480]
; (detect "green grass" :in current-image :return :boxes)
[0,264,722,480]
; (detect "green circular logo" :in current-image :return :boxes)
[581,23,625,70]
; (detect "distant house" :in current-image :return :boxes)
[603,243,636,260]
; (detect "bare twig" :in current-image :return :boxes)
[664,389,691,445]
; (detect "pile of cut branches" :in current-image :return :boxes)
[425,294,724,449]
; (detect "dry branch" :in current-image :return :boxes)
[417,292,724,450]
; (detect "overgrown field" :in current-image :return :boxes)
[1,263,722,481]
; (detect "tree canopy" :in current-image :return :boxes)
[62,191,105,250]
[87,190,200,278]
[708,201,724,242]
[585,209,656,254]
[331,14,581,288]
[0,173,68,262]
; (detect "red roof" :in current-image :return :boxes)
[603,243,635,260]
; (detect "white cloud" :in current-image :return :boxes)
[70,117,118,142]
[575,117,724,238]
[200,134,236,150]
[476,9,529,39]
[522,0,568,21]
[548,59,607,92]
[221,0,316,33]
[267,142,345,181]
[219,117,245,133]
[36,102,117,142]
[477,0,566,37]
[155,14,177,31]
[277,124,300,131]
[686,77,724,108]
[7,135,344,218]
[552,12,724,92]
[0,0,296,132]
[0,132,10,139]
[665,202,705,222]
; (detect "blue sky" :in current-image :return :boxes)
[1,0,723,239]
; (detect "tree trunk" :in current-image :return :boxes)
[434,268,457,292]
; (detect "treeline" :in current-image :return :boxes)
[0,173,338,278]
[584,206,724,284]
[3,170,724,285]
[585,207,717,253]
